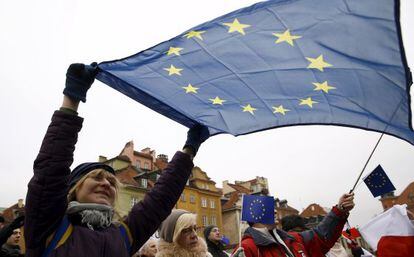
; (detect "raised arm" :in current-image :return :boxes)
[297,193,354,254]
[24,63,97,256]
[125,125,209,252]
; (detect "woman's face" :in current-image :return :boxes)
[75,171,117,206]
[208,227,221,242]
[177,224,199,250]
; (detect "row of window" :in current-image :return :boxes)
[202,215,217,226]
[180,194,216,208]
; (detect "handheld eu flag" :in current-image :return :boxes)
[241,195,275,224]
[97,0,413,144]
[363,165,396,198]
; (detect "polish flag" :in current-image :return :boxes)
[360,204,414,257]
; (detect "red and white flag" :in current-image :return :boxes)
[360,204,414,257]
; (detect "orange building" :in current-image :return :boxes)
[300,203,328,228]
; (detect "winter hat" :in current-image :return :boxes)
[203,225,217,241]
[281,215,307,232]
[69,162,115,188]
[159,209,189,243]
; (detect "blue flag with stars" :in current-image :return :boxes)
[241,195,275,224]
[96,0,413,144]
[363,165,396,198]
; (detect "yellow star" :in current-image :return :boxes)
[166,47,183,56]
[163,65,183,76]
[242,104,257,115]
[306,55,332,71]
[183,30,205,40]
[299,97,318,108]
[313,81,336,93]
[222,18,251,35]
[272,29,302,46]
[272,105,290,115]
[209,96,226,105]
[182,84,199,94]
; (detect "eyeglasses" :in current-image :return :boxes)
[181,225,201,235]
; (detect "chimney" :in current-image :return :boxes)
[18,199,24,208]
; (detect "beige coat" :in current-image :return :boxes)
[156,237,212,257]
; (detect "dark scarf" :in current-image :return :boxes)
[206,239,227,257]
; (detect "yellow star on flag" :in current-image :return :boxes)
[223,18,251,35]
[272,29,301,46]
[183,30,205,40]
[163,65,183,76]
[272,105,290,115]
[166,47,183,56]
[306,55,332,71]
[182,84,199,94]
[313,81,336,93]
[299,97,318,108]
[242,104,257,115]
[209,96,226,105]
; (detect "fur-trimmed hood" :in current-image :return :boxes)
[156,237,212,257]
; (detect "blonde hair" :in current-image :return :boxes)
[173,213,197,243]
[67,169,120,204]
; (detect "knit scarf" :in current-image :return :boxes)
[67,201,114,230]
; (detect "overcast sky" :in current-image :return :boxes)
[0,0,413,227]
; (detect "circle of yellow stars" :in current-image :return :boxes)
[249,199,267,221]
[162,17,337,117]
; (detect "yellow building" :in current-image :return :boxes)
[176,166,223,234]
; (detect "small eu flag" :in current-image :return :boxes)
[363,165,396,198]
[241,195,275,224]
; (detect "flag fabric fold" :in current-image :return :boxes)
[363,165,396,198]
[359,204,414,252]
[241,195,275,224]
[97,0,413,144]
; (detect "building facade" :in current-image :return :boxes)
[380,181,414,213]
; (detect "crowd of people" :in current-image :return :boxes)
[0,63,376,257]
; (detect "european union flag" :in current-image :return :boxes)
[96,0,413,144]
[241,195,275,224]
[363,165,396,197]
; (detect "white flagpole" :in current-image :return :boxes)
[239,193,245,249]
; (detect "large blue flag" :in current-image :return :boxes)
[363,165,396,197]
[241,195,275,224]
[97,0,413,144]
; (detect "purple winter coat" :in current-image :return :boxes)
[24,111,194,257]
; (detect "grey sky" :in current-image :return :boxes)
[0,0,413,227]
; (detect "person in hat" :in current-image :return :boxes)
[24,63,210,257]
[156,209,212,257]
[204,226,228,257]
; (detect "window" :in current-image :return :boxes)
[144,163,149,169]
[136,161,141,168]
[210,200,215,209]
[201,198,207,208]
[156,174,161,181]
[211,216,217,226]
[141,178,148,188]
[181,193,186,202]
[202,215,208,226]
[206,184,209,190]
[131,197,140,208]
[190,195,196,204]
[200,184,205,189]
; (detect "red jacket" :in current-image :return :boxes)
[238,207,348,257]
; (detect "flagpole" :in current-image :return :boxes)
[350,133,384,193]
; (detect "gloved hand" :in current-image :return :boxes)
[231,247,245,257]
[9,215,24,230]
[183,124,210,156]
[63,62,98,102]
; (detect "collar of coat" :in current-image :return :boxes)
[156,237,212,257]
[243,227,296,246]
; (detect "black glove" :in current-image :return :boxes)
[10,215,24,230]
[0,216,24,245]
[183,124,210,156]
[63,62,98,102]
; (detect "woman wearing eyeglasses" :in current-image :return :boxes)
[157,209,212,257]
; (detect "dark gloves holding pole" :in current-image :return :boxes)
[183,124,210,157]
[0,215,24,246]
[63,62,98,102]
